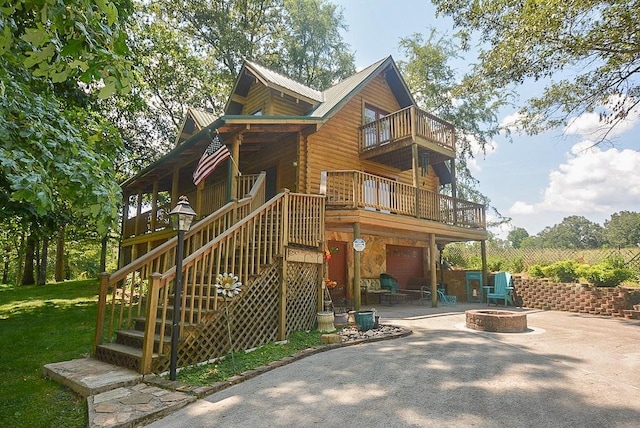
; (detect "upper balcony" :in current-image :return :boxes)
[359,106,456,171]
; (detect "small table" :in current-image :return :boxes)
[362,289,390,305]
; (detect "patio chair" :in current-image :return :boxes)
[437,288,456,306]
[379,273,399,294]
[486,272,514,306]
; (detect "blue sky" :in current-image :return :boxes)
[332,0,640,238]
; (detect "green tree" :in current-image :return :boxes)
[397,31,509,226]
[537,216,604,249]
[431,0,640,140]
[603,211,640,248]
[274,0,355,90]
[507,227,529,249]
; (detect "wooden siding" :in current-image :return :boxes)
[242,81,312,116]
[242,134,298,192]
[303,74,440,195]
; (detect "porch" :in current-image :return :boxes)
[323,170,486,231]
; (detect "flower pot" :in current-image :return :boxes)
[354,310,374,331]
[317,311,335,333]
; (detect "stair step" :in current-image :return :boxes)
[116,329,172,352]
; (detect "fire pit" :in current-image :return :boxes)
[465,309,528,333]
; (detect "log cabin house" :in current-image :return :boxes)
[94,56,488,374]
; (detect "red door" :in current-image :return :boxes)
[385,245,424,288]
[327,240,348,307]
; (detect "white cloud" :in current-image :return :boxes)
[507,144,640,221]
[564,94,640,140]
[499,112,527,133]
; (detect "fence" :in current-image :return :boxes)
[444,246,640,276]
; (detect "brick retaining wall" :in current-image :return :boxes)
[513,276,640,319]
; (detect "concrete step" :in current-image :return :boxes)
[43,358,142,398]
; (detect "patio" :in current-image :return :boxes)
[146,303,640,427]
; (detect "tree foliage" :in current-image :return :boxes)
[603,211,640,248]
[507,227,529,249]
[1,0,134,233]
[397,31,509,226]
[431,0,640,140]
[530,215,604,249]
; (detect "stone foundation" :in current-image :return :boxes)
[465,310,528,333]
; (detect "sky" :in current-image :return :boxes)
[332,0,640,239]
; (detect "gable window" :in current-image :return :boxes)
[364,103,390,147]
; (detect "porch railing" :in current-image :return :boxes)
[324,170,485,229]
[359,106,455,153]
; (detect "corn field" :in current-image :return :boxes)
[444,245,640,277]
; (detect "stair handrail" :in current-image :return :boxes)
[94,173,266,351]
[138,190,325,372]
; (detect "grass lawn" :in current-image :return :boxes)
[0,279,326,427]
[0,280,99,428]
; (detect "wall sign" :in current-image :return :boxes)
[352,238,366,252]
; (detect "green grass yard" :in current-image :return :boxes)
[0,279,325,427]
[0,280,99,427]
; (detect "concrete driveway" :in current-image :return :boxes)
[145,304,640,427]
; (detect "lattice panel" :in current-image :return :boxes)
[154,262,282,372]
[286,262,320,335]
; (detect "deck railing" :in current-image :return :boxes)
[324,170,485,229]
[359,106,455,153]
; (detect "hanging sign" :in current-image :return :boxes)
[352,238,366,252]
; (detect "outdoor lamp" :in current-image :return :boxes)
[169,196,197,231]
[168,195,196,381]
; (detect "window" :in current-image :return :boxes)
[364,104,390,147]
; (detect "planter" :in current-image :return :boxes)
[334,312,348,325]
[317,311,335,333]
[354,310,374,331]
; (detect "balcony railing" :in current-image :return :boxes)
[324,170,485,229]
[359,106,455,153]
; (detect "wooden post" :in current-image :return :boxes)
[353,222,361,311]
[171,168,179,207]
[481,240,488,297]
[230,134,241,200]
[93,272,110,354]
[278,191,290,341]
[430,234,438,307]
[412,143,420,217]
[149,181,158,254]
[141,273,161,374]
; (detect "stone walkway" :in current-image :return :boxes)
[44,324,410,427]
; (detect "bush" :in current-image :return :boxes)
[529,260,580,282]
[576,262,633,287]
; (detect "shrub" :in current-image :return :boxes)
[529,260,580,282]
[528,264,546,278]
[576,262,633,287]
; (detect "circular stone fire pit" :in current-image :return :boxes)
[465,309,528,333]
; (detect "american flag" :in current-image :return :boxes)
[193,134,231,185]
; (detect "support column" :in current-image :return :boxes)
[171,168,180,206]
[353,222,361,310]
[149,181,158,253]
[412,143,420,217]
[229,134,241,200]
[481,240,488,293]
[430,234,438,307]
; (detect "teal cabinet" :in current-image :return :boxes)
[465,271,483,303]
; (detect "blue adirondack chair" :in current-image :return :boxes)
[486,272,513,306]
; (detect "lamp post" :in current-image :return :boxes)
[168,196,196,381]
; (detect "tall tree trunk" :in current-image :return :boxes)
[37,238,48,286]
[2,245,9,284]
[55,226,65,282]
[16,231,25,285]
[100,235,108,273]
[21,233,36,285]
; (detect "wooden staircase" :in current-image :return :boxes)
[94,185,326,374]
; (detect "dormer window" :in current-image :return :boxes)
[252,109,263,116]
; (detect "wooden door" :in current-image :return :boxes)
[385,245,424,288]
[327,240,348,307]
